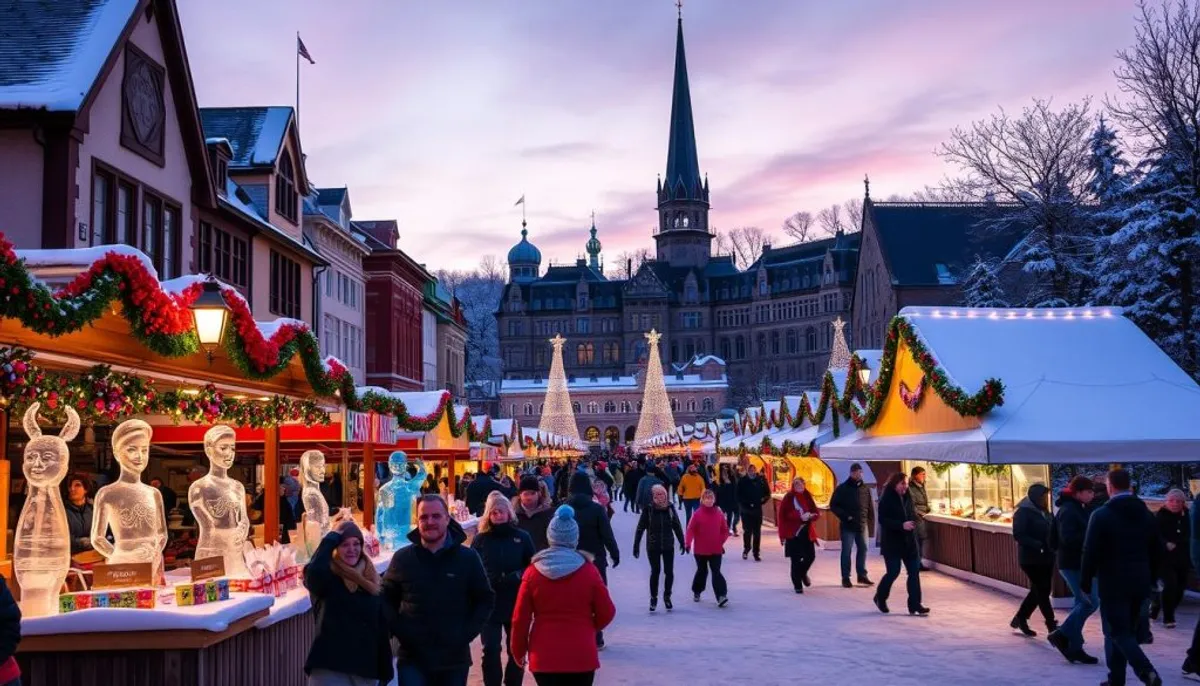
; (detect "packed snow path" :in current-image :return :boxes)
[398,505,1200,685]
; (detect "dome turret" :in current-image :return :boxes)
[585,215,602,271]
[507,221,541,282]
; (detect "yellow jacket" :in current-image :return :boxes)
[678,472,706,500]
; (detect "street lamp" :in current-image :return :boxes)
[191,279,229,364]
[858,366,871,387]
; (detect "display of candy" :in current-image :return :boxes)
[175,585,193,606]
[58,595,75,614]
[57,588,158,613]
[228,578,250,593]
[93,593,110,608]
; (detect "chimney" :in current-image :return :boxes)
[626,258,632,277]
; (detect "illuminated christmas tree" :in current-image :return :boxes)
[538,334,581,441]
[828,316,852,370]
[634,329,676,446]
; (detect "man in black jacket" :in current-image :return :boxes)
[513,476,553,552]
[735,464,770,561]
[567,471,620,649]
[1047,475,1099,664]
[465,466,503,517]
[830,464,874,588]
[1080,469,1164,686]
[382,495,495,686]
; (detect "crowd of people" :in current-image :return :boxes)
[292,453,1200,686]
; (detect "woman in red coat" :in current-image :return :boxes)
[777,476,821,594]
[685,489,731,606]
[512,504,616,686]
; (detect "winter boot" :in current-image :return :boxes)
[1137,667,1163,686]
[873,595,889,614]
[909,605,930,616]
[1182,657,1199,680]
[857,575,874,587]
[649,597,657,612]
[693,592,701,602]
[664,595,673,611]
[717,596,729,608]
[842,578,853,589]
[1010,615,1037,637]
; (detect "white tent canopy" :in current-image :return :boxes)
[822,307,1200,465]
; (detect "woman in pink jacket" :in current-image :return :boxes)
[684,489,731,607]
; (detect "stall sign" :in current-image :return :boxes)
[191,555,226,582]
[344,411,400,444]
[92,562,153,589]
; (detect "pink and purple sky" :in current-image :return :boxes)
[179,0,1138,272]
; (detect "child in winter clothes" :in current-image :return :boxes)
[685,489,731,606]
[633,485,685,612]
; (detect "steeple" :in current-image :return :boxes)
[663,10,703,202]
[585,211,602,272]
[654,6,712,269]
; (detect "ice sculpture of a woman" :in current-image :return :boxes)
[91,419,167,584]
[299,449,331,537]
[375,451,427,549]
[13,403,78,617]
[189,425,250,577]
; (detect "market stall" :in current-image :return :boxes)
[823,306,1200,595]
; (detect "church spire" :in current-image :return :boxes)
[663,8,702,202]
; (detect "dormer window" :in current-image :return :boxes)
[275,150,298,222]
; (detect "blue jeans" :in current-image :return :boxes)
[840,528,868,580]
[396,664,469,686]
[1100,590,1155,683]
[1058,569,1099,652]
[683,498,699,525]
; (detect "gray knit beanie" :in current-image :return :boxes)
[546,504,580,549]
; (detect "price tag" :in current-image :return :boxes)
[92,562,153,589]
[190,556,226,582]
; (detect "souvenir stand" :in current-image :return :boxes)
[486,418,527,478]
[823,307,1200,596]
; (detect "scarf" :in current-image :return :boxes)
[532,547,587,580]
[331,551,381,595]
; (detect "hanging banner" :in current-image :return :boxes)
[343,410,399,444]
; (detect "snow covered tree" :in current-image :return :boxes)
[939,99,1096,307]
[962,256,1009,308]
[1087,115,1131,204]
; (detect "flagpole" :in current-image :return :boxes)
[295,32,301,132]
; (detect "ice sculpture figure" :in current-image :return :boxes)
[189,425,250,577]
[91,419,167,584]
[375,451,427,549]
[300,450,331,537]
[13,403,78,617]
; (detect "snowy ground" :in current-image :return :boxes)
[402,504,1200,685]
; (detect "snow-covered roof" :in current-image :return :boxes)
[198,107,294,168]
[693,355,726,366]
[222,179,325,265]
[0,0,139,111]
[824,307,1200,464]
[501,372,726,394]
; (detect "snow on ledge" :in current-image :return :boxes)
[18,244,158,279]
[258,318,309,337]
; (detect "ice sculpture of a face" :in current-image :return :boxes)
[302,450,325,483]
[206,429,236,470]
[116,424,151,475]
[388,450,407,476]
[21,403,77,487]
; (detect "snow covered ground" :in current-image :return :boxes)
[401,504,1200,685]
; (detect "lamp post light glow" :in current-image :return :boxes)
[858,367,871,386]
[191,280,229,363]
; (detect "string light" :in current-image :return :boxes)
[538,334,581,441]
[634,329,676,447]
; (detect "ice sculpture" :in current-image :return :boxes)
[375,451,427,549]
[91,419,167,584]
[13,403,78,617]
[189,425,250,577]
[300,450,331,537]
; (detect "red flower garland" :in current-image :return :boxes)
[899,376,927,411]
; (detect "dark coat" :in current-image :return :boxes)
[303,532,393,682]
[636,473,664,508]
[567,474,619,567]
[465,474,504,517]
[908,479,930,539]
[381,520,496,672]
[735,475,770,515]
[470,522,534,623]
[633,504,685,554]
[281,495,305,545]
[716,478,738,512]
[514,502,553,552]
[0,574,19,664]
[65,500,94,554]
[624,469,643,498]
[830,477,874,534]
[1155,506,1190,569]
[1080,494,1165,600]
[1012,485,1054,566]
[1052,493,1091,571]
[878,487,918,558]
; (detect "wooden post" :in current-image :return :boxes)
[340,442,350,513]
[264,425,280,544]
[0,407,7,562]
[448,454,457,499]
[363,442,376,528]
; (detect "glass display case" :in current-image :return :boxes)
[907,461,1049,526]
[792,457,836,508]
[770,457,794,495]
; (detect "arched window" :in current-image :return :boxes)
[702,397,714,412]
[720,338,731,360]
[805,326,816,351]
[588,401,598,414]
[787,329,798,354]
[275,150,298,221]
[735,335,745,359]
[670,398,679,411]
[625,426,637,442]
[605,426,620,445]
[687,399,696,412]
[576,342,594,365]
[585,426,601,442]
[604,401,616,413]
[572,401,581,413]
[510,403,517,417]
[771,331,780,355]
[621,401,631,413]
[524,403,533,416]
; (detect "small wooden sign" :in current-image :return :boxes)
[92,562,153,590]
[190,556,226,582]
